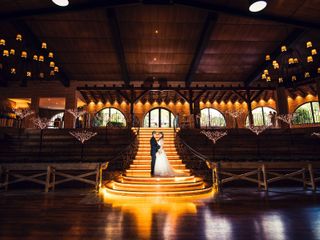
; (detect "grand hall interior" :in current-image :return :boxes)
[0,0,320,239]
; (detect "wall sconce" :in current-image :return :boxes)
[21,51,27,58]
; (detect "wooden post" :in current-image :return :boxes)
[302,168,307,190]
[262,164,268,191]
[95,164,100,191]
[52,168,56,191]
[258,167,262,190]
[275,86,289,128]
[308,163,316,192]
[45,165,51,193]
[246,90,254,126]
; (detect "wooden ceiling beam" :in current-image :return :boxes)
[12,20,70,87]
[185,13,218,87]
[106,9,130,86]
[175,0,320,30]
[79,91,90,104]
[244,28,305,86]
[250,90,264,102]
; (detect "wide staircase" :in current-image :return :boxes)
[104,128,212,197]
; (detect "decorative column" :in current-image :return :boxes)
[188,89,195,128]
[130,89,134,127]
[64,92,77,128]
[275,86,289,128]
[193,99,201,128]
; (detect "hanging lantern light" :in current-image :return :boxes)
[265,55,270,61]
[318,67,320,74]
[291,75,297,81]
[21,51,27,58]
[266,76,271,82]
[281,45,287,52]
[50,70,55,76]
[0,39,5,45]
[38,55,44,62]
[311,49,317,55]
[41,42,47,49]
[16,34,22,41]
[306,41,313,48]
[288,58,294,64]
[3,50,9,57]
[293,58,299,64]
[48,52,54,58]
[263,69,269,75]
[26,71,32,77]
[261,73,266,79]
[54,66,59,72]
[307,56,313,63]
[49,61,55,68]
[39,73,45,78]
[10,68,16,74]
[10,49,15,55]
[304,72,310,78]
[33,55,38,61]
[278,77,283,83]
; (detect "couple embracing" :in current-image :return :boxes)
[150,131,184,177]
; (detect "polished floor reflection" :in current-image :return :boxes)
[0,188,319,240]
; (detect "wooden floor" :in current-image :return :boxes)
[0,188,320,240]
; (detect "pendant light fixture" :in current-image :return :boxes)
[249,0,267,12]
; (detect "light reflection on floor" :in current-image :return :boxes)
[100,188,215,239]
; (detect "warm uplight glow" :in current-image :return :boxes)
[153,57,157,61]
[52,0,69,7]
[249,0,267,12]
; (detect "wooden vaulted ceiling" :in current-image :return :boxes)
[1,0,320,88]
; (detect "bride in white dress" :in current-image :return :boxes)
[154,132,185,177]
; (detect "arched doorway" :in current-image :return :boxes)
[93,107,127,127]
[246,106,276,126]
[200,108,226,128]
[143,108,175,128]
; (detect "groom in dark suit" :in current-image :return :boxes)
[150,131,160,176]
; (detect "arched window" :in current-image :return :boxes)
[293,102,320,125]
[93,108,126,127]
[200,108,226,128]
[144,108,175,128]
[246,106,276,126]
[48,112,64,129]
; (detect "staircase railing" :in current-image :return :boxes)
[175,130,212,183]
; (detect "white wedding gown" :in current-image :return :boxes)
[154,138,185,177]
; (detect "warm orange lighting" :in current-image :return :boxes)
[49,61,55,67]
[3,49,9,57]
[293,58,298,63]
[16,34,22,41]
[288,58,294,64]
[155,30,159,34]
[50,70,55,76]
[263,69,269,75]
[39,73,44,78]
[48,52,54,58]
[291,75,297,81]
[307,56,313,63]
[304,72,310,78]
[39,55,44,62]
[266,76,271,82]
[311,49,317,55]
[281,45,287,52]
[265,55,270,61]
[21,51,27,58]
[0,39,5,45]
[33,55,38,61]
[41,42,47,49]
[26,71,32,77]
[10,68,16,74]
[10,49,15,55]
[54,66,59,72]
[306,41,312,48]
[153,57,157,61]
[278,77,283,83]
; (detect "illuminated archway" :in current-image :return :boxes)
[200,108,226,128]
[93,107,127,127]
[143,108,175,128]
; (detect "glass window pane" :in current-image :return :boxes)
[144,113,149,127]
[161,109,170,128]
[200,108,226,128]
[312,102,320,123]
[150,109,159,127]
[93,108,126,127]
[294,103,313,124]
